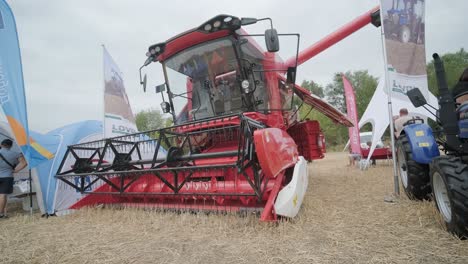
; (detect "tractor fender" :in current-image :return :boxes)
[402,123,440,164]
[253,128,298,178]
[274,156,308,218]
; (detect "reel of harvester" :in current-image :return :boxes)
[56,114,303,221]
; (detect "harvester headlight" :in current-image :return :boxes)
[241,80,250,93]
[146,42,166,62]
[204,24,212,31]
[198,15,241,33]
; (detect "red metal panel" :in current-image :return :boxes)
[253,128,298,178]
[260,171,285,222]
[288,120,324,161]
[157,30,230,61]
[361,147,392,160]
[70,171,277,210]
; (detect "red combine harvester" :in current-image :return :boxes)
[56,7,381,221]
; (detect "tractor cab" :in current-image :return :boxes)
[140,15,299,128]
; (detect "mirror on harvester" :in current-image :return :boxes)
[407,88,427,107]
[265,28,279,52]
[160,102,171,113]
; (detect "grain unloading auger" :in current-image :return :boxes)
[56,7,381,221]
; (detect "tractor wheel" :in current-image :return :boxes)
[396,134,431,200]
[430,157,468,239]
[399,25,411,43]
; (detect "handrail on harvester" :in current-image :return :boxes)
[284,6,380,68]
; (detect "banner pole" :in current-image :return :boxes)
[379,16,400,197]
[102,44,106,139]
[28,168,33,214]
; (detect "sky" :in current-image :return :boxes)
[5,0,468,133]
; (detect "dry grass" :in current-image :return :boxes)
[1,152,467,264]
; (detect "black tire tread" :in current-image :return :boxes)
[431,156,468,239]
[397,135,431,200]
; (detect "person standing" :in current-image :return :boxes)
[0,139,27,218]
[394,108,413,138]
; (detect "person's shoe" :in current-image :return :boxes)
[0,214,8,219]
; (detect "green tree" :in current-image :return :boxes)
[427,48,468,96]
[301,80,324,97]
[135,109,167,131]
[346,70,379,122]
[324,75,346,113]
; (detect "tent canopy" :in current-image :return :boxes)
[358,80,438,162]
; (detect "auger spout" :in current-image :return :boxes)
[284,6,380,68]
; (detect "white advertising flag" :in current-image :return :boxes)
[103,47,138,137]
[380,0,428,101]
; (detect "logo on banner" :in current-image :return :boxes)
[0,61,10,104]
[112,124,137,135]
[0,11,4,29]
[392,79,420,97]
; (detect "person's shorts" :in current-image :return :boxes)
[0,177,14,194]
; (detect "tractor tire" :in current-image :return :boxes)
[430,156,468,239]
[396,134,431,200]
[399,25,411,43]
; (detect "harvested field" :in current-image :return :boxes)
[1,152,467,264]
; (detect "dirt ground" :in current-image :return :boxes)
[1,152,467,264]
[385,39,426,76]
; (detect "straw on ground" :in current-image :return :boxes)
[1,152,467,264]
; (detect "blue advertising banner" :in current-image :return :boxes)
[0,0,54,167]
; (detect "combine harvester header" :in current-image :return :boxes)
[56,7,381,221]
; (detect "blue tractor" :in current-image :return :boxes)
[383,0,425,44]
[397,53,468,238]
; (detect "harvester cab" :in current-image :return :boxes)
[56,8,380,222]
[141,15,300,129]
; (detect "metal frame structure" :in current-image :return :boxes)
[56,114,275,213]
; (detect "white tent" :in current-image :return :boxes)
[358,80,438,163]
